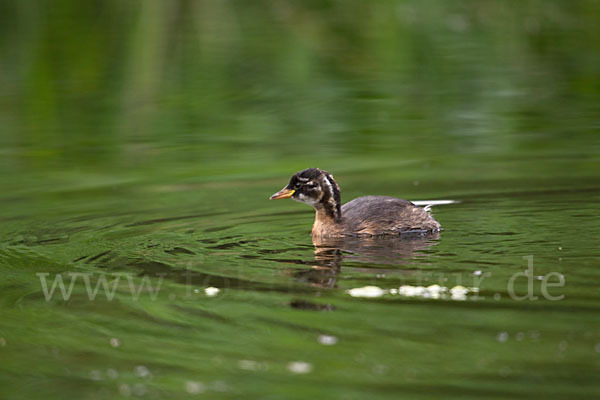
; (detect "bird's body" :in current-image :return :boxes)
[339,196,440,236]
[270,168,441,237]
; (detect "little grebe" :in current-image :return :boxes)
[270,168,441,237]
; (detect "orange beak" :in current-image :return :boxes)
[269,188,295,200]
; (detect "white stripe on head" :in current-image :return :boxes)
[321,172,341,220]
[321,174,334,197]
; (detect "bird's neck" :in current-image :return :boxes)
[318,196,342,222]
[311,173,343,236]
[312,202,342,237]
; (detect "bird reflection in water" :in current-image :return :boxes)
[292,232,441,289]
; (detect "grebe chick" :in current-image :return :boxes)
[270,168,441,237]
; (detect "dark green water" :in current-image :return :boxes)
[1,1,600,399]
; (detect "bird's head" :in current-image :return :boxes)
[270,168,341,219]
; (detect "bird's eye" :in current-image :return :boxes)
[294,182,302,189]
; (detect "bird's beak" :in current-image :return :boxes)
[270,188,295,200]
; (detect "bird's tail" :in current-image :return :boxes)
[412,199,458,212]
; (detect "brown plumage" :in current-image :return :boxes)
[269,168,441,237]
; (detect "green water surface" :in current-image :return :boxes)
[1,1,599,399]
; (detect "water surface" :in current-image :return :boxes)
[1,2,599,399]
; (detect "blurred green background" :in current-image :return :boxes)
[1,1,599,399]
[2,0,598,183]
